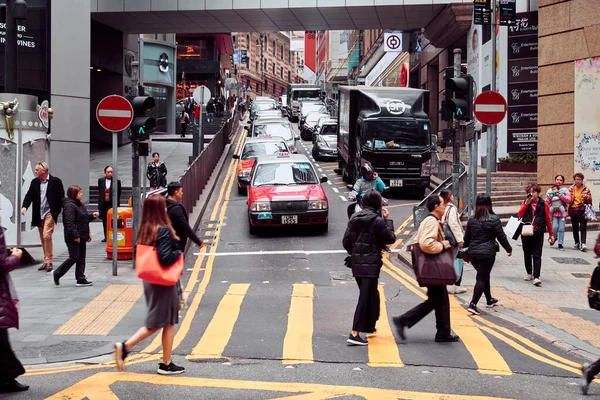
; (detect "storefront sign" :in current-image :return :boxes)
[474,0,491,26]
[498,0,517,26]
[507,11,538,154]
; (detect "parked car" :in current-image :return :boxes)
[233,137,290,194]
[312,132,338,161]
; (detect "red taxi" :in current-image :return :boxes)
[233,137,289,194]
[247,153,329,234]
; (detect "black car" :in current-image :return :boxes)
[312,133,338,161]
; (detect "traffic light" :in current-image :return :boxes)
[129,96,156,141]
[444,73,473,121]
[441,67,454,122]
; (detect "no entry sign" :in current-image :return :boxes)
[96,95,134,132]
[473,91,507,126]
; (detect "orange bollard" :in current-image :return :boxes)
[106,207,134,260]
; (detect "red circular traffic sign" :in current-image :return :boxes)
[473,91,507,125]
[96,95,134,132]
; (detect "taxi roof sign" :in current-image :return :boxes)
[277,152,290,157]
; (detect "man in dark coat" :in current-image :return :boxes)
[97,166,122,242]
[21,162,65,272]
[165,182,203,252]
[0,226,28,393]
[146,152,168,190]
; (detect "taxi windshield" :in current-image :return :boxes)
[254,123,293,141]
[241,142,288,160]
[253,162,318,186]
[254,102,276,111]
[320,124,338,135]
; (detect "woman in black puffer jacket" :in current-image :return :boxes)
[464,194,512,315]
[343,190,396,346]
[53,185,99,287]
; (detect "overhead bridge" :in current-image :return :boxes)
[91,0,469,33]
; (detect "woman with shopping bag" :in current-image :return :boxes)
[518,184,554,287]
[464,194,512,315]
[113,194,185,375]
[440,190,466,294]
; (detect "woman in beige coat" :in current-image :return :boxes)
[440,190,466,294]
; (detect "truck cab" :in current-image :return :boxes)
[337,87,434,197]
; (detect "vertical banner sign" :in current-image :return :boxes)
[506,11,538,153]
[473,0,491,26]
[498,0,517,26]
[574,57,600,203]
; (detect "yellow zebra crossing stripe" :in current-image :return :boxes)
[282,283,314,364]
[187,283,250,359]
[367,285,403,367]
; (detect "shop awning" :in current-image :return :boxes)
[215,34,234,56]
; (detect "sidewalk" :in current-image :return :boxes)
[396,230,600,362]
[89,140,193,187]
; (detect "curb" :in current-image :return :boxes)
[394,245,599,363]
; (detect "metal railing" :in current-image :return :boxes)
[179,109,240,214]
[412,163,467,229]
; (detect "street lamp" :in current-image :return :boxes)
[1,0,28,93]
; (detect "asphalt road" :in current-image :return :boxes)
[17,126,592,399]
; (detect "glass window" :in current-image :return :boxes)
[176,39,209,60]
[252,162,319,186]
[272,64,275,74]
[280,67,283,79]
[241,142,288,159]
[288,71,291,82]
[363,120,429,149]
[253,123,294,141]
[273,83,276,93]
[272,40,276,54]
[281,45,284,60]
[264,79,268,90]
[256,61,259,73]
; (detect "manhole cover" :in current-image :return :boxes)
[551,257,591,265]
[572,273,591,278]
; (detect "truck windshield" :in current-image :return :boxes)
[363,120,429,149]
[292,90,321,101]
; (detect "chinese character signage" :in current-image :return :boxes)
[507,11,538,153]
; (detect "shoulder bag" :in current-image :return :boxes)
[408,218,456,287]
[136,244,184,286]
[442,206,458,247]
[521,222,534,237]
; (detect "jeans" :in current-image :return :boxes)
[54,239,87,281]
[551,216,565,245]
[571,215,588,245]
[470,257,495,306]
[522,232,544,279]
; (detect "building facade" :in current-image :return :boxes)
[233,32,295,100]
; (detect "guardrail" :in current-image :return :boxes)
[412,163,467,229]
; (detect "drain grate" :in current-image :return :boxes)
[551,257,591,265]
[572,273,591,278]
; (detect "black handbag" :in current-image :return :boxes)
[408,243,457,287]
[443,206,458,247]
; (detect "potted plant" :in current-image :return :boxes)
[497,153,537,172]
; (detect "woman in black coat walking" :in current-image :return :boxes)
[343,190,396,346]
[464,194,512,315]
[0,220,28,393]
[53,185,99,287]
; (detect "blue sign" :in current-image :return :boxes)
[241,49,248,64]
[233,49,239,65]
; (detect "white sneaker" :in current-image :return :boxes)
[454,285,468,294]
[447,285,456,294]
[533,278,542,286]
[524,275,533,281]
[581,244,587,252]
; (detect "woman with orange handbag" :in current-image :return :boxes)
[113,195,185,375]
[517,184,554,287]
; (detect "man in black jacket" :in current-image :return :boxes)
[21,162,65,272]
[166,182,203,252]
[97,166,122,242]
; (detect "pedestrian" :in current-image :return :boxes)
[343,190,396,346]
[0,209,29,393]
[568,172,592,252]
[147,152,168,190]
[464,194,512,315]
[392,195,460,343]
[206,100,215,124]
[97,166,122,243]
[193,102,200,126]
[518,183,555,286]
[113,195,185,375]
[545,174,570,250]
[180,109,190,138]
[166,182,204,252]
[580,233,600,395]
[53,185,99,287]
[21,161,65,272]
[440,190,467,294]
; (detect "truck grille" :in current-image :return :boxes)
[271,200,308,212]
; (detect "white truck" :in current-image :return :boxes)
[286,84,321,122]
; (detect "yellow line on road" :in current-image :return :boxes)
[188,283,250,359]
[282,283,314,364]
[48,371,515,400]
[448,296,512,375]
[394,214,413,236]
[386,202,419,209]
[367,285,403,368]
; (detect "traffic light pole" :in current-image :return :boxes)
[131,61,140,270]
[452,49,462,203]
[486,0,497,195]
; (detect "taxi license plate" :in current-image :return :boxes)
[390,179,403,187]
[281,215,298,224]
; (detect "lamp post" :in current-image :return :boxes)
[1,0,28,93]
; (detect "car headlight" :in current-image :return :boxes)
[307,200,328,210]
[316,141,321,147]
[238,168,251,177]
[421,159,432,177]
[250,201,271,211]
